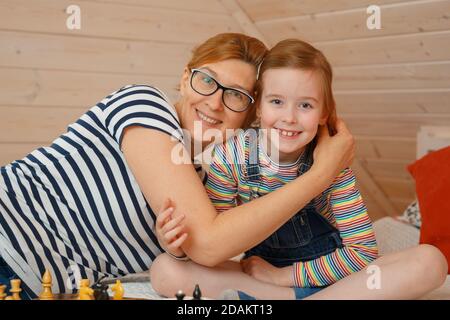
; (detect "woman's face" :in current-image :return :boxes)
[177,59,256,148]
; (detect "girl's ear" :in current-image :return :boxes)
[179,67,190,97]
[319,112,328,126]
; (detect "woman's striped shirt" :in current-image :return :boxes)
[0,84,203,296]
[205,130,379,287]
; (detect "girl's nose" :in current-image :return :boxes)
[282,107,297,124]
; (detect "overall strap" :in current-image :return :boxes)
[245,129,261,182]
[298,138,316,175]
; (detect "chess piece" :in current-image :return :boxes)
[192,284,201,300]
[78,279,94,300]
[4,296,14,300]
[10,279,22,300]
[92,276,109,300]
[39,269,54,300]
[0,284,7,300]
[175,290,185,300]
[111,280,124,300]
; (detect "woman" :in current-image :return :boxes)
[0,33,354,299]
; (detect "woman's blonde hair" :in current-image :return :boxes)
[185,33,268,128]
[255,39,337,134]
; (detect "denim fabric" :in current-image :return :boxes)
[0,256,35,300]
[242,131,343,299]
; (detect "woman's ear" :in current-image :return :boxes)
[179,67,190,97]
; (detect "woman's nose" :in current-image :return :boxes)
[205,89,225,112]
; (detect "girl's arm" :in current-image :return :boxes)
[290,168,378,287]
[122,121,354,267]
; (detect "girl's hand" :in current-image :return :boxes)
[313,118,355,179]
[241,256,293,287]
[156,198,188,258]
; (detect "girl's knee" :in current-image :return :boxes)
[150,253,188,296]
[413,244,448,286]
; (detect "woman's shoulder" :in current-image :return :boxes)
[95,84,183,146]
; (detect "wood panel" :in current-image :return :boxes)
[257,0,450,43]
[0,106,86,143]
[239,0,407,22]
[0,142,48,166]
[0,0,240,43]
[0,67,179,107]
[361,158,413,179]
[318,31,450,67]
[390,197,416,213]
[91,0,226,13]
[335,91,450,114]
[343,114,450,137]
[334,62,450,90]
[356,137,417,160]
[0,31,193,76]
[374,176,416,199]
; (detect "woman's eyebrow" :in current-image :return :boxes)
[200,67,250,92]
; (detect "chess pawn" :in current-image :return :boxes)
[39,269,54,300]
[175,290,185,300]
[92,275,109,300]
[78,279,94,300]
[192,284,202,300]
[10,279,22,300]
[0,284,7,300]
[111,280,124,300]
[4,296,14,300]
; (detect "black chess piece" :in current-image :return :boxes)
[92,275,110,300]
[175,290,185,300]
[192,284,201,300]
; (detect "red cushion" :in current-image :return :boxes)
[408,146,450,274]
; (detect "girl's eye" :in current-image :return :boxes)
[270,99,283,105]
[299,102,312,109]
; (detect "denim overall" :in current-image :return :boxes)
[242,130,343,298]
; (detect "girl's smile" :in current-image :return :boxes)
[258,68,327,164]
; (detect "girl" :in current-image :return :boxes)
[151,39,448,300]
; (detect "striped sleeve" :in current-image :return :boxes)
[205,138,241,213]
[100,85,183,148]
[293,168,379,287]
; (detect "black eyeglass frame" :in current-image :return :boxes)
[189,68,255,113]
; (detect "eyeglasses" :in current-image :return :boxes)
[190,68,254,113]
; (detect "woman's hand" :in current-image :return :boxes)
[313,118,355,180]
[241,256,293,287]
[155,198,188,258]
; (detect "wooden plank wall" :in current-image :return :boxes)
[238,0,450,220]
[0,0,241,164]
[2,0,449,221]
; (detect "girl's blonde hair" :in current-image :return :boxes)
[185,33,268,128]
[255,39,337,134]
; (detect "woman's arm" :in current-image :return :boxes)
[122,120,354,267]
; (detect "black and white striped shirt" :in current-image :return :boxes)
[0,85,204,295]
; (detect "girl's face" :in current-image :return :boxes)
[259,68,327,164]
[177,59,256,149]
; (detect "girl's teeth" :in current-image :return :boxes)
[197,110,220,125]
[277,129,299,137]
